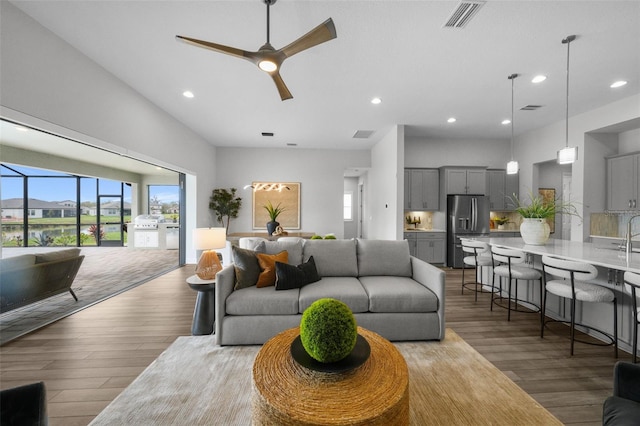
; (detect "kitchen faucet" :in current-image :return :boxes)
[625,214,640,257]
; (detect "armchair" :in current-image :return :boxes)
[603,361,640,425]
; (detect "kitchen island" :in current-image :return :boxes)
[477,237,637,356]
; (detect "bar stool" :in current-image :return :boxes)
[461,239,493,302]
[491,246,543,321]
[624,271,640,363]
[541,255,618,357]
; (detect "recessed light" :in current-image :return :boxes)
[610,80,627,88]
[501,119,511,125]
[447,117,456,123]
[371,97,382,105]
[15,126,28,132]
[182,90,194,98]
[531,75,547,83]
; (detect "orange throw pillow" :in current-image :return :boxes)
[256,251,289,288]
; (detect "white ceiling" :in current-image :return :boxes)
[6,0,640,151]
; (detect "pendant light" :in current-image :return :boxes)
[506,73,519,174]
[557,35,578,165]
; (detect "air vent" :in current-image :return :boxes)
[261,132,274,137]
[520,105,543,111]
[443,1,485,28]
[352,130,375,139]
[286,143,297,147]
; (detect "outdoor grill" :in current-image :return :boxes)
[133,214,165,229]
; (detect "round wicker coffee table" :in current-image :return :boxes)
[251,326,409,426]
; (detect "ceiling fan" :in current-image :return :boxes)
[176,0,337,101]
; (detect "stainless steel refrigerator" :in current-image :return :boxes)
[446,194,491,268]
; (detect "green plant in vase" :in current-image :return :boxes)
[263,200,285,236]
[510,192,579,244]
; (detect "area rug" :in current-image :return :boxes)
[89,329,560,425]
[0,247,178,344]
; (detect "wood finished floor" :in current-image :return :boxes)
[0,266,631,425]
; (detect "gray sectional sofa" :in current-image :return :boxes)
[214,238,445,345]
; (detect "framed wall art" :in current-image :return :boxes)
[538,187,556,234]
[252,182,301,230]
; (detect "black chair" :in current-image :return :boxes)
[603,362,640,425]
[0,381,47,425]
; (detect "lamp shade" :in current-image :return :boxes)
[193,227,226,280]
[193,227,226,250]
[506,161,519,175]
[557,146,578,165]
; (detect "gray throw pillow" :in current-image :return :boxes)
[232,246,260,290]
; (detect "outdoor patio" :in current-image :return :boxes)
[0,246,180,345]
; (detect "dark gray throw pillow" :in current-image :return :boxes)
[232,246,261,290]
[275,256,321,291]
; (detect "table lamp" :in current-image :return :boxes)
[193,227,227,280]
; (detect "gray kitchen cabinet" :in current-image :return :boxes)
[487,170,506,210]
[404,232,445,264]
[404,170,410,210]
[608,153,639,210]
[505,172,519,210]
[487,169,519,211]
[442,168,486,195]
[405,168,439,210]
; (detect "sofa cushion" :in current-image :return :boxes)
[231,246,261,290]
[226,286,299,315]
[356,239,411,277]
[0,255,36,273]
[302,239,358,277]
[256,251,288,288]
[299,277,368,313]
[275,256,321,291]
[358,276,438,313]
[34,248,81,264]
[255,239,303,265]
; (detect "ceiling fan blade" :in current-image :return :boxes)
[176,35,250,60]
[280,18,337,58]
[270,71,293,101]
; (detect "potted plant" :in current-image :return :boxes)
[209,188,242,234]
[493,216,510,230]
[264,200,285,236]
[511,192,578,245]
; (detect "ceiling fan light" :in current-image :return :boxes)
[557,146,578,164]
[506,160,519,175]
[259,60,277,72]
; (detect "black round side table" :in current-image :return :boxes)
[186,275,216,335]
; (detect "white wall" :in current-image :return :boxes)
[515,94,640,241]
[404,138,511,169]
[214,148,370,237]
[368,125,403,240]
[0,2,218,262]
[619,128,640,153]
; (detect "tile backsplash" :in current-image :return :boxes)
[590,212,640,238]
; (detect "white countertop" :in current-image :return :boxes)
[404,228,446,233]
[483,237,640,274]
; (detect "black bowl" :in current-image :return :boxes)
[290,334,370,373]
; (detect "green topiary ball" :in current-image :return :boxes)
[300,298,357,363]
